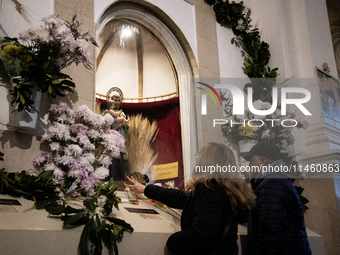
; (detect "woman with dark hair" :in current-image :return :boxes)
[125,142,256,255]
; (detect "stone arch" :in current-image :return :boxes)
[96,1,198,183]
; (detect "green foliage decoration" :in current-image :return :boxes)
[204,0,278,101]
[0,162,133,255]
[205,0,309,211]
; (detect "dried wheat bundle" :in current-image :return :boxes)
[6,0,32,25]
[126,114,158,175]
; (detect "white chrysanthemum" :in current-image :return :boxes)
[42,15,64,27]
[103,113,115,126]
[41,132,51,142]
[74,105,105,128]
[48,122,71,141]
[50,142,61,151]
[37,27,52,42]
[44,163,57,171]
[99,155,113,168]
[75,105,93,119]
[93,167,109,179]
[87,130,100,139]
[59,155,72,165]
[68,169,80,178]
[76,39,90,51]
[85,164,94,173]
[57,113,69,123]
[54,168,64,177]
[79,156,90,166]
[90,114,105,128]
[83,153,96,164]
[66,144,83,156]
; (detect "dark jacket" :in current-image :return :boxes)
[247,162,311,255]
[144,181,238,255]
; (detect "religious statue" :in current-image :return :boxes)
[104,87,129,181]
[104,89,129,140]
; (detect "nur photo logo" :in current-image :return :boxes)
[196,82,222,115]
[197,81,312,117]
[196,79,313,129]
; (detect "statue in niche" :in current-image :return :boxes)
[104,87,129,181]
[104,88,129,140]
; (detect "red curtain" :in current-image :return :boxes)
[97,97,184,190]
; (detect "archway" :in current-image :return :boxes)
[95,2,197,186]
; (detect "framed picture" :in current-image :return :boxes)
[316,67,340,128]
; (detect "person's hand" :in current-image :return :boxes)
[124,176,146,194]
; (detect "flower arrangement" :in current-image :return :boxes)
[222,96,309,151]
[33,101,125,197]
[0,167,133,255]
[0,15,97,111]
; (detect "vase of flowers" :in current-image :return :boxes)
[11,81,41,130]
[0,15,97,129]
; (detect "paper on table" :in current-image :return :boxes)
[0,205,18,213]
[137,213,162,220]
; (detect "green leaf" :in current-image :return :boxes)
[303,204,309,211]
[248,56,253,64]
[231,37,235,44]
[54,86,66,97]
[63,211,87,228]
[83,196,97,213]
[64,205,86,214]
[44,202,66,215]
[105,217,134,234]
[34,200,51,210]
[36,170,54,180]
[61,79,75,87]
[52,79,61,84]
[100,227,112,251]
[48,85,54,95]
[300,196,309,205]
[78,223,102,255]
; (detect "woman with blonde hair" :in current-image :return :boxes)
[125,142,255,255]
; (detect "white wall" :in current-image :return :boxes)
[143,32,177,97]
[94,0,197,65]
[96,28,176,98]
[0,0,54,37]
[96,32,139,98]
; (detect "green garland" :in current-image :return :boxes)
[204,0,278,101]
[204,0,309,211]
[0,166,133,255]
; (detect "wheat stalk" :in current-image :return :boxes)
[1,0,32,25]
[126,114,158,175]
